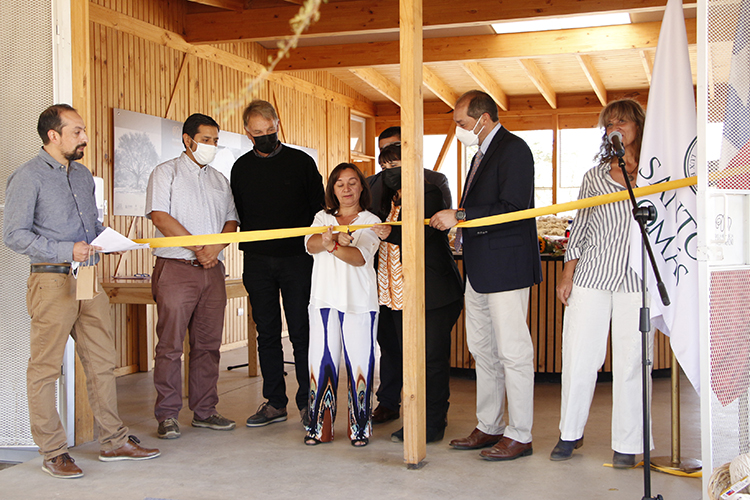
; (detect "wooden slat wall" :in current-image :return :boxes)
[88,0,370,372]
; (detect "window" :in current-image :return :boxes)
[350,115,366,154]
[558,128,603,214]
[515,129,553,209]
[425,135,458,209]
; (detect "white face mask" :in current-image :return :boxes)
[190,137,217,165]
[455,117,485,147]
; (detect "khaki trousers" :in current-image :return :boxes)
[26,272,128,460]
[465,278,534,444]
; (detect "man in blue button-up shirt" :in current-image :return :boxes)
[3,104,160,479]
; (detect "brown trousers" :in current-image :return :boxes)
[152,258,227,422]
[26,272,128,460]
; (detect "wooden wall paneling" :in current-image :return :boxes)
[326,101,350,179]
[528,266,540,369]
[553,261,565,372]
[545,261,557,371]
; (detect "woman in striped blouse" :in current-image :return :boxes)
[550,99,653,468]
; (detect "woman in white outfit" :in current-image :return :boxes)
[550,99,653,468]
[304,163,381,447]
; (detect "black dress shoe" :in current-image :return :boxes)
[612,451,636,468]
[426,425,445,443]
[390,426,446,443]
[549,436,583,461]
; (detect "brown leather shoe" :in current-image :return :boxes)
[371,404,399,424]
[480,436,533,461]
[449,428,502,450]
[42,453,83,479]
[98,435,161,462]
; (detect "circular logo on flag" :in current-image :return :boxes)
[684,137,697,194]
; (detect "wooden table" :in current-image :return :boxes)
[102,277,258,376]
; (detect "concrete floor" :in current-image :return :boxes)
[0,346,703,500]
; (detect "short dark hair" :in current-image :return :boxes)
[378,142,401,166]
[378,126,400,143]
[37,104,76,145]
[183,113,220,141]
[456,90,499,123]
[324,163,371,215]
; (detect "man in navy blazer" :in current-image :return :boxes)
[430,90,542,461]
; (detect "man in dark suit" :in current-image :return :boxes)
[368,127,452,424]
[430,90,542,461]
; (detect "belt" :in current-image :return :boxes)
[167,258,203,267]
[31,264,71,274]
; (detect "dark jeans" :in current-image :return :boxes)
[377,300,463,429]
[242,253,312,410]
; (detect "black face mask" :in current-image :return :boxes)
[382,166,402,191]
[253,132,278,154]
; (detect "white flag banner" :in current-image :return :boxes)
[630,0,699,392]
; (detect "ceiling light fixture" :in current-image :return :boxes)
[491,13,632,34]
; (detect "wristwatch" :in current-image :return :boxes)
[455,209,467,221]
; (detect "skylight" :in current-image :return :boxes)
[491,13,632,34]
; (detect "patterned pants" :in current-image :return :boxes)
[307,305,377,442]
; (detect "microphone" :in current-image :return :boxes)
[608,131,625,158]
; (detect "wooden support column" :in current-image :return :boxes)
[71,0,95,446]
[400,0,426,468]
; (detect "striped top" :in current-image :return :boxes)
[565,162,641,293]
[377,203,403,310]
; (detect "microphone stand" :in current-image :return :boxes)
[618,153,668,500]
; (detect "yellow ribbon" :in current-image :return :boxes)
[135,176,697,249]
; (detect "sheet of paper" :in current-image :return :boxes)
[91,227,150,253]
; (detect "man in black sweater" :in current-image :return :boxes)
[231,100,325,428]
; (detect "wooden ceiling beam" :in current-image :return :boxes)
[422,66,459,109]
[575,54,607,106]
[519,59,557,109]
[432,124,456,172]
[640,49,654,85]
[187,0,246,11]
[349,68,401,106]
[89,3,375,116]
[460,61,509,111]
[277,20,697,71]
[184,0,695,44]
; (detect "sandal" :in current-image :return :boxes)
[351,438,369,447]
[304,436,322,446]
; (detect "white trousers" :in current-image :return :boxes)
[559,284,654,453]
[465,278,534,443]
